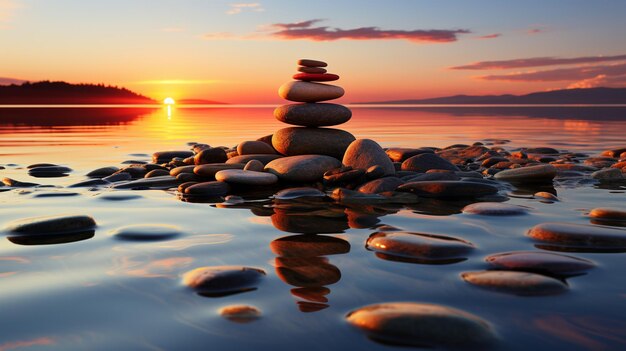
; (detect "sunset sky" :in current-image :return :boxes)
[1,0,626,103]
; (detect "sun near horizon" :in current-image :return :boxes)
[163,97,175,105]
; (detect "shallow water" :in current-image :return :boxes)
[1,106,625,350]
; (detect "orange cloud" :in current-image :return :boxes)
[451,54,626,70]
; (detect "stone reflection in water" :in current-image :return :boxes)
[270,208,349,234]
[271,234,350,312]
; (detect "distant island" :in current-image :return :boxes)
[0,81,156,104]
[357,87,626,105]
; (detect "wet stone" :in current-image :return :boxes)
[194,147,228,165]
[365,165,386,180]
[237,141,276,155]
[152,151,193,164]
[67,179,110,188]
[275,256,341,287]
[110,224,183,241]
[103,172,132,182]
[591,168,623,181]
[194,163,245,178]
[243,159,264,172]
[5,214,96,235]
[366,231,475,263]
[601,147,626,158]
[462,202,529,216]
[534,192,559,201]
[358,177,404,194]
[485,251,595,276]
[397,180,499,199]
[184,181,230,197]
[461,270,568,296]
[401,153,459,172]
[589,208,626,221]
[27,163,57,168]
[145,169,170,178]
[2,177,39,188]
[215,169,278,185]
[494,164,557,183]
[219,305,261,323]
[182,266,266,297]
[273,187,326,200]
[343,139,395,176]
[265,155,342,183]
[86,166,119,178]
[272,127,355,159]
[323,167,365,184]
[385,148,434,162]
[527,222,626,251]
[403,172,460,182]
[226,154,282,166]
[346,302,496,348]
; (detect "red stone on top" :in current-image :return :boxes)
[293,73,340,82]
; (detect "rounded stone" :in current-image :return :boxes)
[182,266,266,297]
[298,66,327,74]
[194,163,245,178]
[237,141,276,155]
[366,231,475,263]
[397,181,498,199]
[152,151,193,164]
[534,192,559,201]
[591,168,623,181]
[273,187,327,200]
[401,153,459,172]
[346,302,496,348]
[461,271,568,296]
[215,169,278,185]
[272,127,355,159]
[494,164,557,183]
[265,155,342,182]
[589,208,626,221]
[243,159,265,172]
[194,148,227,165]
[462,202,529,216]
[271,235,350,257]
[86,166,119,178]
[170,165,196,176]
[527,222,626,250]
[278,81,344,103]
[28,166,72,177]
[145,169,170,178]
[297,59,327,67]
[385,148,435,162]
[357,177,404,194]
[226,154,283,166]
[184,181,230,197]
[293,73,339,82]
[110,224,182,241]
[5,215,96,235]
[112,176,181,190]
[485,251,595,275]
[343,139,395,176]
[274,103,352,127]
[219,305,261,323]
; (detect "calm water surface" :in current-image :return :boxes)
[1,106,625,350]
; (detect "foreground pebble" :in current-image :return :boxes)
[110,224,183,241]
[589,208,626,221]
[527,222,626,251]
[215,169,278,185]
[462,202,529,216]
[461,270,568,296]
[346,302,496,347]
[366,231,474,263]
[219,305,261,323]
[485,251,595,276]
[5,214,96,235]
[265,155,342,182]
[494,164,557,183]
[182,266,266,297]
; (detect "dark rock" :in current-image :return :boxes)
[358,177,404,194]
[182,266,266,297]
[461,270,568,296]
[265,155,342,182]
[152,150,193,164]
[272,127,355,159]
[274,103,351,127]
[194,148,227,165]
[86,166,119,178]
[397,180,498,199]
[401,153,459,172]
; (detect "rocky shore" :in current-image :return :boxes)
[2,59,626,348]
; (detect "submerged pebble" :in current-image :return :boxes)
[461,270,568,296]
[346,302,496,347]
[110,224,183,241]
[485,251,595,275]
[462,202,529,216]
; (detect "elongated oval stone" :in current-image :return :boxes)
[5,214,96,235]
[346,302,496,347]
[485,251,595,275]
[527,222,626,250]
[265,155,342,182]
[274,103,352,127]
[293,73,339,82]
[461,270,568,296]
[366,231,474,263]
[278,81,344,103]
[298,59,327,67]
[272,127,355,159]
[182,266,266,297]
[397,181,498,199]
[494,164,557,183]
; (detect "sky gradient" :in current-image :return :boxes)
[1,0,626,103]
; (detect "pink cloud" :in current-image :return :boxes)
[476,63,626,82]
[268,19,470,43]
[451,54,626,70]
[477,33,501,39]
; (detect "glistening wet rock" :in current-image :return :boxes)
[346,302,496,348]
[152,150,194,164]
[494,164,557,184]
[401,153,459,172]
[89,166,121,178]
[462,202,529,216]
[270,235,350,257]
[272,127,355,159]
[5,214,96,235]
[485,251,595,276]
[527,222,626,251]
[265,155,342,182]
[182,266,266,297]
[461,270,568,296]
[110,224,183,242]
[397,180,498,199]
[219,305,261,323]
[343,139,395,176]
[366,231,475,264]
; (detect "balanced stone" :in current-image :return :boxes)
[182,266,266,297]
[366,231,474,262]
[215,169,278,185]
[194,163,245,178]
[152,150,193,164]
[346,302,496,348]
[226,154,282,166]
[494,164,557,183]
[184,181,230,197]
[272,127,355,159]
[293,73,339,82]
[298,66,327,74]
[274,103,352,127]
[397,180,498,199]
[527,222,626,250]
[462,202,529,216]
[6,214,96,235]
[485,251,595,275]
[194,147,227,165]
[237,141,276,155]
[401,153,459,172]
[298,59,327,67]
[279,81,344,103]
[343,139,395,176]
[265,155,342,182]
[461,270,568,296]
